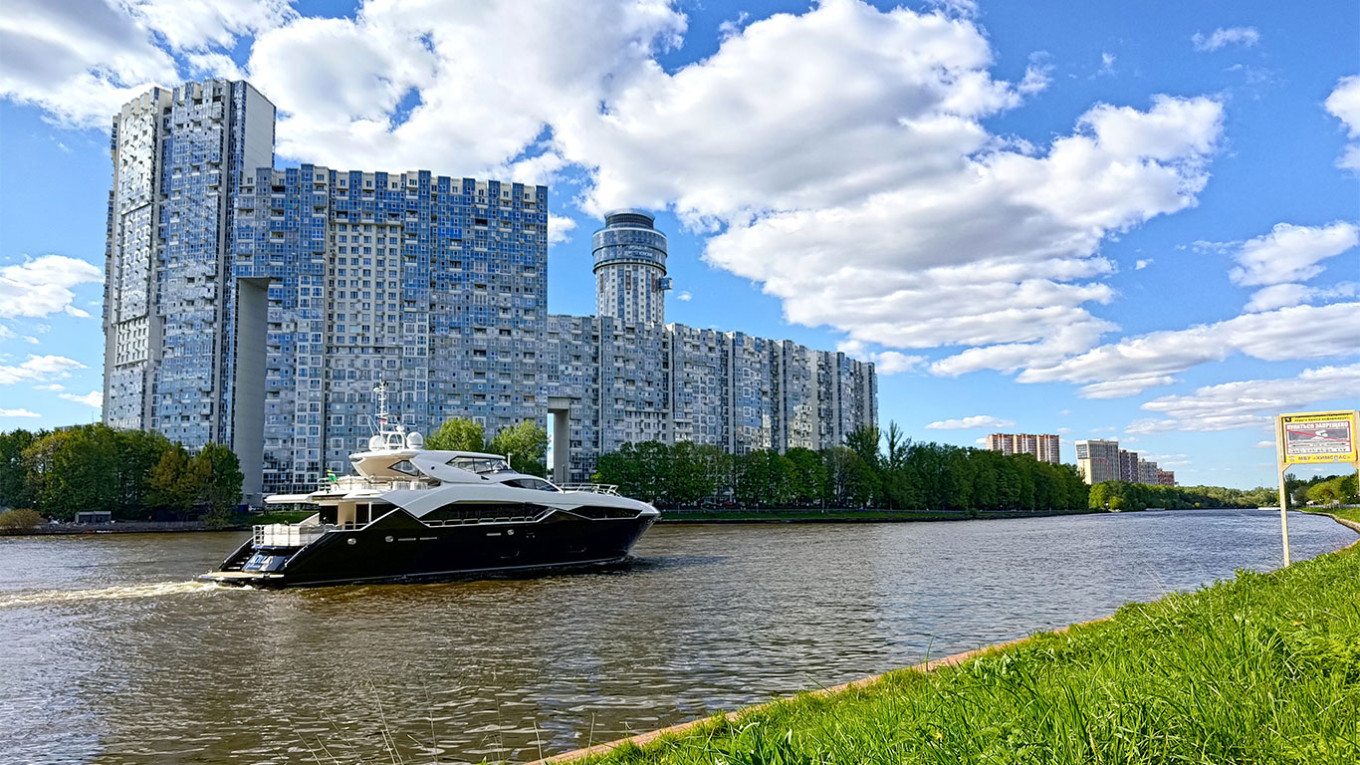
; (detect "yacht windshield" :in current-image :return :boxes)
[503,477,560,492]
[447,456,513,475]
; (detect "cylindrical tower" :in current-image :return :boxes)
[592,209,670,325]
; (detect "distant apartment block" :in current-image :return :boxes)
[985,433,1061,464]
[1074,439,1120,484]
[1074,439,1175,486]
[101,79,877,499]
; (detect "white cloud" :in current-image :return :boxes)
[127,0,295,51]
[0,355,85,385]
[1018,301,1360,397]
[0,0,289,129]
[1325,75,1360,171]
[246,0,685,180]
[925,415,1016,430]
[1129,363,1360,434]
[1244,282,1359,313]
[675,291,692,302]
[1192,27,1260,52]
[547,214,578,245]
[1019,53,1052,95]
[837,340,925,376]
[59,390,103,408]
[0,324,13,340]
[23,336,39,344]
[1255,440,1273,449]
[0,408,40,418]
[1097,52,1116,76]
[1134,258,1153,270]
[0,255,104,319]
[695,85,1220,371]
[1228,221,1358,287]
[33,383,65,391]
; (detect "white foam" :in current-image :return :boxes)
[0,580,219,609]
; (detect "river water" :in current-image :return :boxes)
[0,510,1352,764]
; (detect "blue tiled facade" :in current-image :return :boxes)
[232,169,547,492]
[103,78,875,497]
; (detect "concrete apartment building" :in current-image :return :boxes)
[1074,439,1120,484]
[984,433,1061,464]
[101,79,876,500]
[1074,439,1176,487]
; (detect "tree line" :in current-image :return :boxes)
[0,424,243,523]
[593,424,1091,512]
[1086,480,1281,512]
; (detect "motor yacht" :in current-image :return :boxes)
[200,386,659,587]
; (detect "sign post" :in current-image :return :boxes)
[1274,410,1360,566]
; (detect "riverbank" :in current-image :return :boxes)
[532,514,1360,764]
[657,508,1099,523]
[0,510,312,536]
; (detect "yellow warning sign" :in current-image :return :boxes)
[1277,411,1359,465]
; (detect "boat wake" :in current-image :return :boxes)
[0,580,220,609]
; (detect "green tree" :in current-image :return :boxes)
[0,428,39,510]
[190,444,244,526]
[148,444,195,515]
[114,429,175,517]
[489,419,549,477]
[22,424,122,520]
[426,417,487,452]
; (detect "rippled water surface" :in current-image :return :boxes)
[0,510,1352,764]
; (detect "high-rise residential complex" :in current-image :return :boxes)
[103,79,275,492]
[985,433,1061,464]
[101,79,877,500]
[1118,449,1141,483]
[1074,439,1175,486]
[232,167,548,493]
[1074,439,1120,484]
[593,211,670,325]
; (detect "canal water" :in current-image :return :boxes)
[0,510,1352,764]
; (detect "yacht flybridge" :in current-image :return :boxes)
[200,384,659,588]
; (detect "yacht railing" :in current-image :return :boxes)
[254,523,328,548]
[559,483,621,496]
[316,476,432,493]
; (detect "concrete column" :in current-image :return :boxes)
[548,396,573,484]
[232,277,270,505]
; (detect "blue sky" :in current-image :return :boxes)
[1,0,1357,488]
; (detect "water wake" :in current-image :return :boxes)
[0,580,218,609]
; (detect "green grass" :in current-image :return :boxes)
[572,531,1360,764]
[1308,507,1360,525]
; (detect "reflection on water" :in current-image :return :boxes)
[0,510,1352,764]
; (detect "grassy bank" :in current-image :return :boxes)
[1307,506,1360,526]
[657,508,1097,523]
[553,524,1360,764]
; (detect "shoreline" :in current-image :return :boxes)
[0,505,1312,536]
[525,510,1360,765]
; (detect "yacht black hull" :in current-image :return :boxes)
[201,510,657,588]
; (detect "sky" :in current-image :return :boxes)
[0,0,1357,489]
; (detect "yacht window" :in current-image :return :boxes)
[503,477,559,492]
[388,459,419,476]
[447,456,512,475]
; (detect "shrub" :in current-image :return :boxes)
[0,507,45,530]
